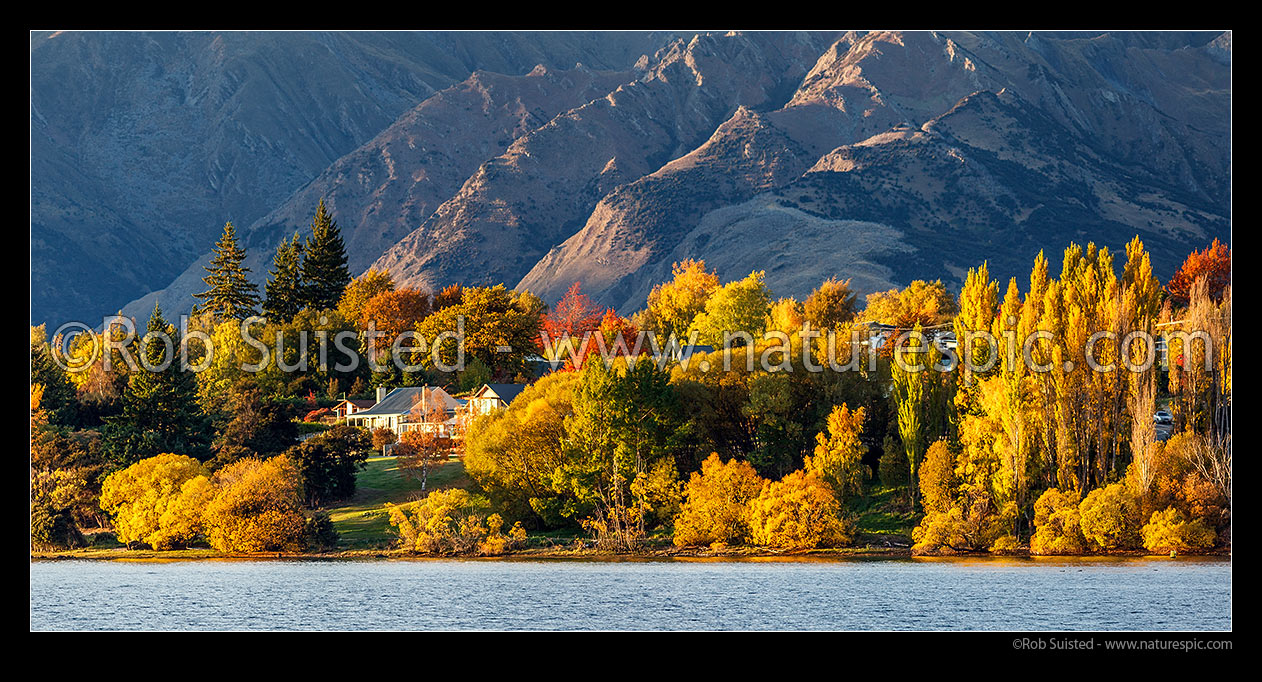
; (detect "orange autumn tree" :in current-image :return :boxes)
[541,282,605,370]
[360,287,432,352]
[595,309,642,362]
[431,283,463,312]
[1166,238,1230,306]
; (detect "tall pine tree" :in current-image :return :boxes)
[103,304,211,468]
[301,199,351,311]
[193,222,260,320]
[263,232,305,322]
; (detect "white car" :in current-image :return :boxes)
[1153,411,1173,425]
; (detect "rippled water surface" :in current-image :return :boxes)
[30,557,1230,631]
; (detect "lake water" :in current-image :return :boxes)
[30,556,1231,631]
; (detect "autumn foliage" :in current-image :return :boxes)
[385,488,526,555]
[99,453,317,553]
[672,453,765,547]
[1165,238,1230,306]
[541,282,605,370]
[360,287,432,351]
[749,470,854,550]
[99,453,214,550]
[203,455,309,553]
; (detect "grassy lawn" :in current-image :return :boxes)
[325,455,474,550]
[849,484,919,544]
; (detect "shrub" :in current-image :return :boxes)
[632,458,683,531]
[203,456,309,553]
[749,470,854,550]
[989,534,1021,553]
[1030,488,1087,555]
[1179,475,1229,531]
[1079,482,1141,551]
[477,513,529,555]
[912,495,1012,554]
[371,427,396,454]
[386,489,522,555]
[304,408,331,422]
[31,502,85,551]
[150,476,216,550]
[1140,507,1216,554]
[305,510,340,552]
[672,453,765,547]
[286,424,371,507]
[912,507,968,553]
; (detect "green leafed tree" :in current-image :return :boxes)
[263,232,305,322]
[193,222,261,320]
[559,358,681,549]
[690,270,772,347]
[301,199,351,311]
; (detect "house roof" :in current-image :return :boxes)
[338,399,376,409]
[350,386,461,417]
[475,383,529,405]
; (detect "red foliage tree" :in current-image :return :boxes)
[597,309,643,360]
[1166,239,1231,306]
[541,282,605,370]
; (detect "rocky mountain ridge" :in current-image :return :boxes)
[30,31,1228,327]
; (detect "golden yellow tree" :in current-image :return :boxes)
[672,453,766,547]
[804,403,869,499]
[203,455,308,553]
[99,453,213,549]
[749,470,853,550]
[640,258,720,341]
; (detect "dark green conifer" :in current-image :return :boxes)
[193,222,260,320]
[30,328,79,428]
[301,199,351,311]
[103,304,211,468]
[263,232,305,322]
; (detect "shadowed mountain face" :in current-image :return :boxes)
[31,30,674,327]
[34,31,1229,327]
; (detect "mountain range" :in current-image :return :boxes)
[29,30,1231,328]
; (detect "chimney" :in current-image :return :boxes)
[376,387,387,404]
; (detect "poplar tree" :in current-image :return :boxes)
[263,232,305,322]
[193,222,260,320]
[953,261,999,405]
[103,304,211,468]
[301,199,351,311]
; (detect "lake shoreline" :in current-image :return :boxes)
[31,544,1231,563]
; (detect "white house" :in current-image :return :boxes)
[466,383,529,417]
[332,398,376,420]
[346,386,466,439]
